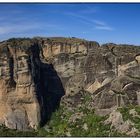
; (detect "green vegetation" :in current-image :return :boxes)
[1,90,140,137]
[0,90,134,137]
[118,105,140,131]
[1,105,139,137]
[37,105,110,137]
[36,103,127,137]
[0,125,38,137]
[118,105,134,121]
[0,107,126,137]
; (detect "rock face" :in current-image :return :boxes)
[0,38,65,130]
[41,37,140,110]
[104,109,138,135]
[0,37,140,130]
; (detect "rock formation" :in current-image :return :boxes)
[0,37,140,130]
[0,38,65,130]
[41,37,140,110]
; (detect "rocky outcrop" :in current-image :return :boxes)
[41,38,140,111]
[104,109,139,136]
[0,37,140,130]
[0,38,65,130]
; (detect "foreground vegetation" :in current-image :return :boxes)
[1,91,140,137]
[0,107,122,137]
[0,105,131,137]
[0,106,140,137]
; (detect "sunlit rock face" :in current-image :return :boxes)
[0,40,41,130]
[0,37,140,130]
[40,38,140,113]
[0,38,65,131]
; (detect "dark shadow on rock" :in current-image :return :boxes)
[39,63,65,127]
[29,42,65,127]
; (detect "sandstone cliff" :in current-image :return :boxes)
[0,37,140,131]
[0,38,65,130]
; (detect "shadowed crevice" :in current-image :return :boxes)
[29,42,65,127]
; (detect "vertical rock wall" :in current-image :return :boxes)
[0,37,140,130]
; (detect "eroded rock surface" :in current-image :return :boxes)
[104,110,138,135]
[0,37,140,130]
[40,38,140,112]
[0,38,65,130]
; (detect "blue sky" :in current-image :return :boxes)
[0,3,140,45]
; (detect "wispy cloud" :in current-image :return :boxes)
[0,19,65,36]
[93,20,114,31]
[64,12,114,31]
[0,4,114,41]
[0,11,65,36]
[95,26,114,31]
[92,19,106,26]
[0,24,40,35]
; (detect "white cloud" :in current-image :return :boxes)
[92,19,106,26]
[0,23,41,35]
[0,21,66,36]
[95,25,114,31]
[65,12,114,31]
